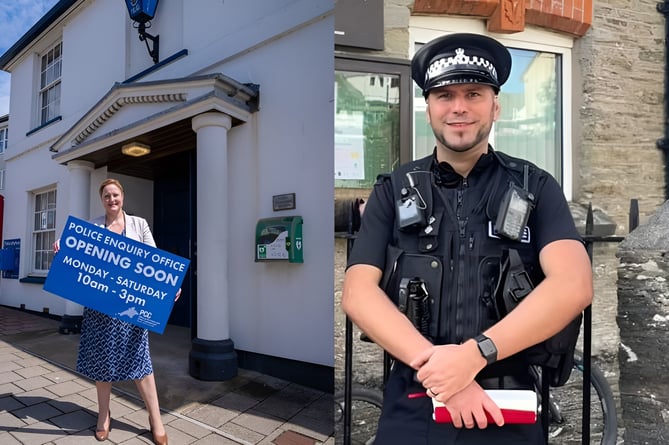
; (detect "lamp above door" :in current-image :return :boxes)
[124,0,160,64]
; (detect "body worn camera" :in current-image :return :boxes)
[397,190,426,229]
[495,183,534,241]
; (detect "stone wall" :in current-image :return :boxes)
[573,0,666,229]
[617,201,669,443]
[572,3,667,439]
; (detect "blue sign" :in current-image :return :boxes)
[125,0,160,23]
[44,216,189,334]
[1,238,20,279]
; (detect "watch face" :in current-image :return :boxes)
[477,336,497,364]
[480,339,496,356]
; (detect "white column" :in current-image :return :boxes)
[193,112,232,340]
[60,160,94,333]
[189,112,237,380]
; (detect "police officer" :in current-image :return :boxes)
[341,33,593,444]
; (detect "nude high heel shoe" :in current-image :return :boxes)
[149,416,168,445]
[94,411,111,441]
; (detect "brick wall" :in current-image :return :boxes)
[413,0,593,35]
[526,0,592,35]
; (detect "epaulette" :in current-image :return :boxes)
[491,150,548,193]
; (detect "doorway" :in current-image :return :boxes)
[152,150,196,331]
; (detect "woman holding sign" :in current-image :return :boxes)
[56,178,170,444]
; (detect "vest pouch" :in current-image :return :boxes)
[496,248,582,387]
[495,249,534,317]
[523,313,582,387]
[381,244,443,340]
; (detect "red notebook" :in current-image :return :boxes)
[432,390,537,424]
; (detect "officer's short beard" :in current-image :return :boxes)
[432,121,492,154]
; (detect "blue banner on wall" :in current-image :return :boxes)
[1,238,20,279]
[44,216,190,334]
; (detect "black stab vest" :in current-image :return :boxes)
[380,150,546,346]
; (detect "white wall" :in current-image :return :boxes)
[0,139,67,313]
[61,0,127,120]
[223,17,335,365]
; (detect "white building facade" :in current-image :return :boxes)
[0,0,334,391]
[0,113,6,196]
[0,115,6,236]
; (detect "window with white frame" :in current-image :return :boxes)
[411,18,574,199]
[39,42,62,125]
[32,189,57,274]
[0,169,5,190]
[0,126,7,153]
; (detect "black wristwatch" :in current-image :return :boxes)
[475,334,498,365]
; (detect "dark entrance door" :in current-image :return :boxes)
[152,150,196,330]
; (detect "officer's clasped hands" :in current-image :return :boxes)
[410,342,504,428]
[411,342,483,400]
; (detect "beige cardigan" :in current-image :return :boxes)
[90,212,156,247]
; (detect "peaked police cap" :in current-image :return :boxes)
[411,33,512,96]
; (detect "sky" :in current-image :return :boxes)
[0,0,60,116]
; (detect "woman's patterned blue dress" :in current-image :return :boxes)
[76,224,153,382]
[76,308,153,381]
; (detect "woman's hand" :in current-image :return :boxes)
[53,239,60,254]
[175,288,182,302]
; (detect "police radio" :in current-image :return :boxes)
[397,172,427,230]
[495,165,534,241]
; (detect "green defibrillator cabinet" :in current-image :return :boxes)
[255,216,303,263]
